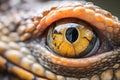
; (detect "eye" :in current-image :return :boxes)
[47,18,99,58]
[15,1,120,79]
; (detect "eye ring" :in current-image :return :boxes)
[35,1,120,67]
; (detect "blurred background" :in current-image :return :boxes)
[87,0,120,19]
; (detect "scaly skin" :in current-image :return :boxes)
[0,0,120,80]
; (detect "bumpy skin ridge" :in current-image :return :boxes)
[36,2,120,36]
[0,0,120,80]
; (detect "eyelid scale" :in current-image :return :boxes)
[36,2,120,36]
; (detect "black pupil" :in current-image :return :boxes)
[66,27,78,43]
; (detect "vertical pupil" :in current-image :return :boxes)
[66,27,78,43]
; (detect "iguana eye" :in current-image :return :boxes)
[15,1,119,79]
[47,18,99,58]
[30,2,119,78]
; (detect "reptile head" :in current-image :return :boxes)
[0,1,120,80]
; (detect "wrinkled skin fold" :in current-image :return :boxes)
[0,0,120,80]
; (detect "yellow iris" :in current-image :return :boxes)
[47,18,94,58]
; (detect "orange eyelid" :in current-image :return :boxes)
[37,4,120,35]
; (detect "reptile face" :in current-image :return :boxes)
[0,0,120,80]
